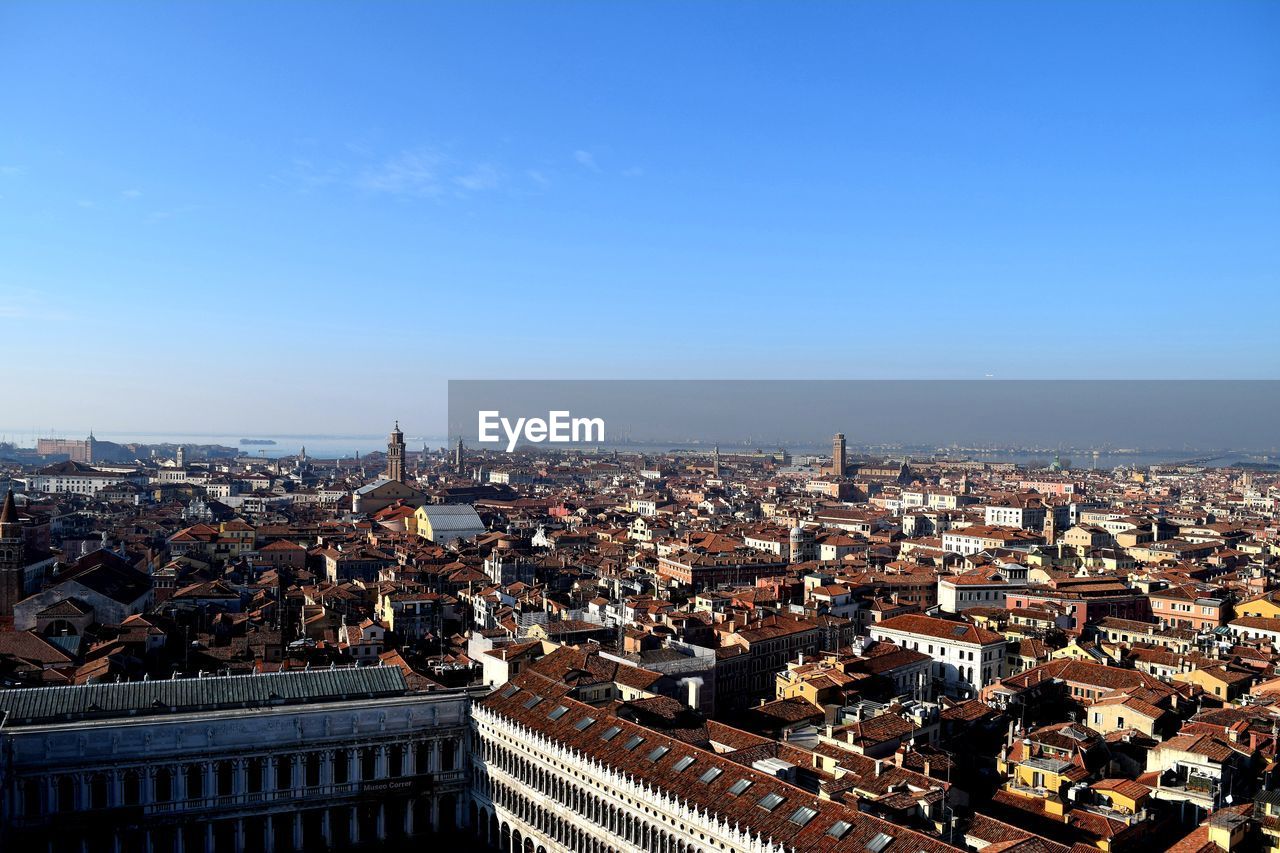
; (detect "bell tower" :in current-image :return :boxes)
[386,421,406,482]
[1042,504,1057,546]
[831,433,847,477]
[0,491,26,617]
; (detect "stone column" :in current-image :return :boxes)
[204,822,214,853]
[42,777,56,816]
[402,742,417,776]
[234,820,245,850]
[263,757,277,793]
[321,752,334,786]
[404,797,416,836]
[263,816,275,853]
[321,808,333,846]
[203,763,216,802]
[375,746,388,780]
[140,768,154,806]
[349,748,361,783]
[376,803,387,841]
[292,812,303,850]
[291,755,303,794]
[349,806,360,846]
[235,759,248,797]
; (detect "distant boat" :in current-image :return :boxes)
[240,438,277,446]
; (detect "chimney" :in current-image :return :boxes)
[686,678,702,710]
[874,759,884,777]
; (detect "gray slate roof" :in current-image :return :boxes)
[419,504,485,533]
[0,666,408,725]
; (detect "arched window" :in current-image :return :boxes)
[247,757,265,793]
[186,764,204,799]
[22,779,41,817]
[57,775,75,812]
[155,767,173,802]
[90,774,109,809]
[122,770,141,806]
[218,761,235,796]
[276,755,293,790]
[416,740,431,770]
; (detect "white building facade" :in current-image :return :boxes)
[869,615,1007,700]
[0,668,477,853]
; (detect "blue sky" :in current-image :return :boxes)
[1,1,1277,437]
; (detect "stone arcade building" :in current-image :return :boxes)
[7,665,968,853]
[0,667,477,853]
[469,672,957,853]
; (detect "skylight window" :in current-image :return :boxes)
[698,767,723,784]
[827,821,852,840]
[600,725,622,742]
[522,695,543,709]
[673,756,696,772]
[727,779,754,796]
[758,792,785,812]
[789,806,818,827]
[574,717,596,731]
[866,832,894,853]
[647,745,671,762]
[547,705,569,720]
[623,735,645,751]
[500,685,520,698]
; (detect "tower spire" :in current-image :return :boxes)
[386,421,406,482]
[0,490,16,526]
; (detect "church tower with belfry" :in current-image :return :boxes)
[386,421,406,482]
[0,491,26,618]
[1042,502,1057,546]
